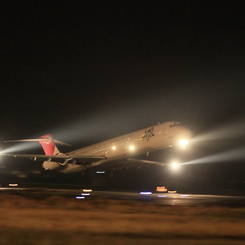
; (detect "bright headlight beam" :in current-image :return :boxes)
[190,117,245,143]
[0,142,40,154]
[182,146,245,165]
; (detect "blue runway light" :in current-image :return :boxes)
[76,196,85,199]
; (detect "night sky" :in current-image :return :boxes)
[1,1,245,192]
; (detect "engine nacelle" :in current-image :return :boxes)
[42,160,67,170]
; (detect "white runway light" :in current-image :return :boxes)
[96,171,105,174]
[140,192,152,195]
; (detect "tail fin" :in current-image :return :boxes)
[39,134,60,155]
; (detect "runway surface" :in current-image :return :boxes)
[1,187,245,206]
[86,190,245,206]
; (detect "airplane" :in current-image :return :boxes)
[0,121,191,174]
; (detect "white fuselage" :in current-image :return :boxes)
[50,121,191,173]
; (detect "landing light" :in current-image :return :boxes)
[179,139,188,146]
[129,146,135,150]
[172,163,179,169]
[179,139,188,148]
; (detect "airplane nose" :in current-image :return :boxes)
[185,128,192,139]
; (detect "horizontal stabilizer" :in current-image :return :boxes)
[4,139,71,146]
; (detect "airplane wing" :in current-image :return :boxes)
[0,153,106,163]
[98,157,170,169]
[126,158,169,166]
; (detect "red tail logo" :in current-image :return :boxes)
[39,134,55,155]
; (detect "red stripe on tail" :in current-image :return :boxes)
[39,134,55,155]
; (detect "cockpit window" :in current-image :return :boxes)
[169,122,181,127]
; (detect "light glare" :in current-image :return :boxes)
[179,139,188,146]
